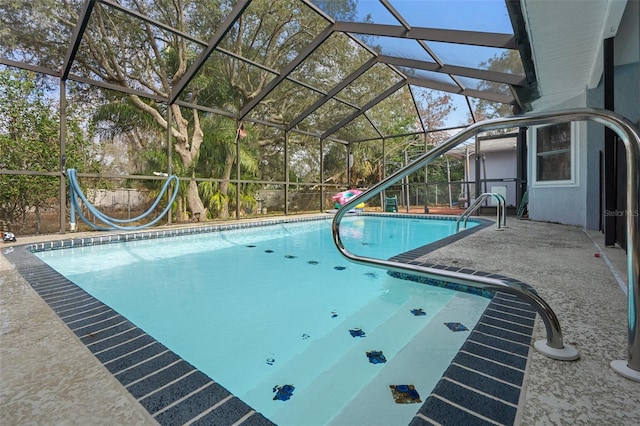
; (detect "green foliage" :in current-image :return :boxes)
[0,68,95,226]
[90,93,167,176]
[1,0,468,221]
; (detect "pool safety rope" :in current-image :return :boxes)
[67,168,179,231]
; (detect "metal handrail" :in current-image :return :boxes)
[332,108,639,370]
[455,192,505,232]
[494,193,507,227]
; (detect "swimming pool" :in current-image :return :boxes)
[4,215,535,424]
[32,215,487,425]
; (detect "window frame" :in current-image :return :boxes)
[530,121,579,188]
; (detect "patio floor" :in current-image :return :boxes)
[1,215,638,425]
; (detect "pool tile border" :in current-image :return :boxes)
[5,214,535,426]
[21,213,490,254]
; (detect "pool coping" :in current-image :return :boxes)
[4,214,536,425]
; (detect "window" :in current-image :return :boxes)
[533,122,576,185]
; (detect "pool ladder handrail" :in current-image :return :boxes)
[332,108,640,377]
[455,192,506,233]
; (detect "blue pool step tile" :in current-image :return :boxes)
[444,322,468,332]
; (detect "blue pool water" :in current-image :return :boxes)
[36,216,488,425]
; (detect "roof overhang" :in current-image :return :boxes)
[519,0,629,112]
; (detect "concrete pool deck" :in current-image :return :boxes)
[1,216,639,425]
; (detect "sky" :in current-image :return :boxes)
[343,0,516,128]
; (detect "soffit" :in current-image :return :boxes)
[521,0,629,111]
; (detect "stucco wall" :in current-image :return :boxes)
[528,1,639,229]
[528,93,588,227]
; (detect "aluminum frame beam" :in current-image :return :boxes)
[333,22,517,49]
[239,24,335,120]
[378,55,527,87]
[170,0,252,104]
[61,0,96,81]
[321,80,406,139]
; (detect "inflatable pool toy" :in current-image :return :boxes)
[2,231,16,242]
[332,189,365,209]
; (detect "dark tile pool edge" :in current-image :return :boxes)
[20,213,488,253]
[5,214,534,426]
[388,216,494,262]
[384,216,536,424]
[21,215,334,253]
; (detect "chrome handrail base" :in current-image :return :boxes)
[610,360,640,382]
[533,339,580,361]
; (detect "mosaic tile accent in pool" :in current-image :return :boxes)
[366,350,387,364]
[445,322,469,332]
[272,384,295,401]
[390,384,422,404]
[388,270,496,299]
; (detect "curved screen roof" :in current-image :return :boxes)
[0,0,535,143]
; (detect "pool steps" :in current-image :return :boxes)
[328,292,491,426]
[411,292,535,425]
[241,292,424,397]
[244,293,463,425]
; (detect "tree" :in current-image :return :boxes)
[417,89,455,145]
[1,0,419,220]
[1,0,236,217]
[196,116,259,218]
[90,93,166,175]
[471,50,522,121]
[411,89,462,202]
[0,68,94,232]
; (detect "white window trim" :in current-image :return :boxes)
[530,121,580,188]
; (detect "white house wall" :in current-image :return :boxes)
[467,150,518,208]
